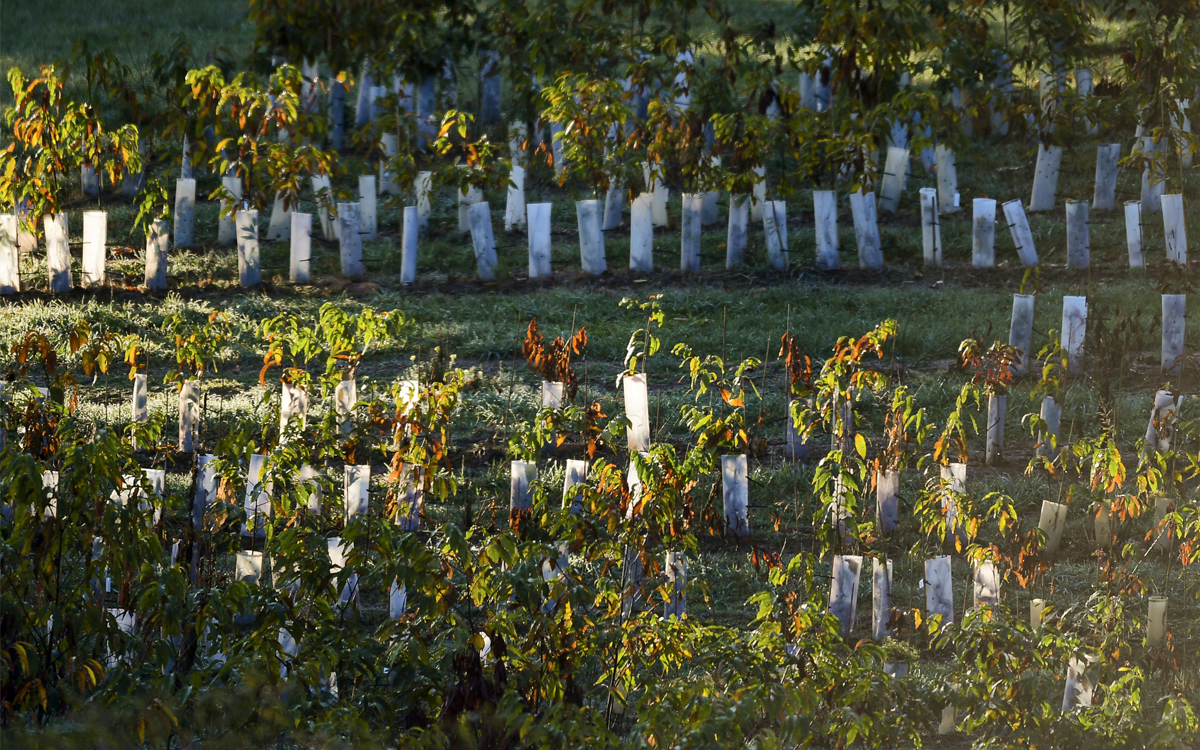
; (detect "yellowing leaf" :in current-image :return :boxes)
[855,433,867,459]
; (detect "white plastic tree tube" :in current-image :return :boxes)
[458,185,483,232]
[1039,500,1068,553]
[267,192,292,242]
[924,556,953,626]
[1066,200,1089,269]
[973,560,1000,606]
[681,193,703,272]
[813,190,839,270]
[1162,294,1186,374]
[562,459,588,514]
[0,214,18,293]
[762,200,788,271]
[358,176,378,242]
[1147,596,1168,646]
[218,176,242,244]
[290,212,311,284]
[577,199,606,275]
[179,381,198,451]
[415,171,432,232]
[1141,137,1165,212]
[725,194,749,269]
[242,454,272,538]
[1094,501,1113,549]
[132,373,149,425]
[919,188,941,267]
[623,373,651,451]
[751,165,766,221]
[343,465,370,522]
[1002,199,1039,266]
[338,203,363,279]
[174,178,196,248]
[1076,68,1097,134]
[1161,193,1188,265]
[872,558,892,640]
[603,182,623,230]
[630,193,654,272]
[850,190,883,269]
[1125,201,1144,267]
[1061,296,1087,375]
[400,206,418,284]
[972,199,996,268]
[505,165,526,232]
[1092,144,1121,211]
[721,454,749,537]
[1008,294,1035,375]
[509,460,536,511]
[379,133,399,195]
[311,175,335,241]
[985,394,1005,465]
[1039,395,1062,457]
[144,219,169,291]
[82,211,107,288]
[236,210,261,287]
[527,202,552,279]
[45,214,72,293]
[879,146,909,213]
[876,470,899,536]
[279,382,308,434]
[334,378,357,437]
[468,202,498,280]
[828,555,862,637]
[1029,143,1062,212]
[935,145,958,214]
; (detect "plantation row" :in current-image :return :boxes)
[3,292,1199,745]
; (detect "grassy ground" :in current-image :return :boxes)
[5,2,1200,744]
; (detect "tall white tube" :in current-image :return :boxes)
[576,199,606,275]
[972,198,996,267]
[1066,200,1089,269]
[82,211,107,288]
[1092,144,1120,211]
[1002,199,1039,266]
[174,178,196,248]
[1029,144,1062,212]
[681,193,703,272]
[527,202,552,279]
[285,212,310,283]
[935,146,958,215]
[1125,200,1144,268]
[1009,294,1035,375]
[45,214,72,293]
[468,201,498,280]
[236,210,260,287]
[630,193,654,272]
[762,200,788,271]
[725,194,749,269]
[1061,296,1087,375]
[1162,294,1186,374]
[505,165,526,232]
[850,190,883,269]
[400,206,418,284]
[218,176,242,245]
[879,147,908,213]
[338,203,363,278]
[144,218,169,291]
[415,171,432,232]
[919,188,941,267]
[813,190,839,270]
[1162,193,1188,265]
[358,176,377,242]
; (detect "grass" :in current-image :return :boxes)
[5,0,1200,743]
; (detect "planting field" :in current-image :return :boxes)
[3,1,1200,748]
